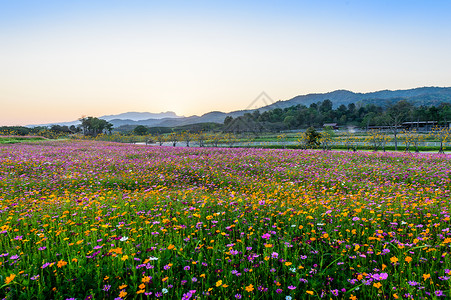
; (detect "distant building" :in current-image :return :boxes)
[323,123,338,130]
[401,121,439,132]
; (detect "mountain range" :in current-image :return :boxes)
[33,86,451,128]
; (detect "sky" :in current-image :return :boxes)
[1,0,451,126]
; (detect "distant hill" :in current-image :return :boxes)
[263,87,451,110]
[100,111,181,121]
[29,86,451,128]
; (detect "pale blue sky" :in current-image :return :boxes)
[1,0,451,125]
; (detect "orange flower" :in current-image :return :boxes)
[168,244,175,250]
[142,276,151,283]
[139,283,145,289]
[373,282,382,288]
[4,274,15,284]
[306,291,314,295]
[349,294,357,300]
[119,284,127,289]
[57,260,67,268]
[285,262,292,266]
[423,273,430,281]
[245,284,254,292]
[390,256,398,263]
[162,277,168,282]
[405,256,412,263]
[119,290,127,298]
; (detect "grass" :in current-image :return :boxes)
[0,140,450,299]
[0,136,47,144]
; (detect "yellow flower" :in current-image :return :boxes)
[423,273,430,281]
[216,280,222,287]
[137,289,145,294]
[285,262,292,266]
[264,243,273,248]
[306,290,314,295]
[121,255,128,261]
[162,277,168,282]
[245,284,254,292]
[5,274,15,284]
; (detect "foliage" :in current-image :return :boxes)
[79,117,113,137]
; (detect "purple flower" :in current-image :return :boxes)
[234,294,242,299]
[262,233,271,239]
[331,289,339,296]
[287,285,296,290]
[184,266,190,271]
[435,290,445,297]
[102,285,111,292]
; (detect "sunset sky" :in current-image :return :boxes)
[1,0,451,126]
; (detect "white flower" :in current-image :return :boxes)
[162,288,168,294]
[290,267,296,273]
[120,236,129,242]
[149,256,159,261]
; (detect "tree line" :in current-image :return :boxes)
[223,100,451,133]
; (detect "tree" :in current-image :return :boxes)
[384,101,413,151]
[197,132,206,147]
[277,133,288,149]
[432,126,450,153]
[305,127,321,148]
[320,127,334,150]
[182,131,194,147]
[224,133,237,148]
[79,117,113,137]
[224,116,233,126]
[133,125,149,136]
[168,132,179,147]
[156,134,166,146]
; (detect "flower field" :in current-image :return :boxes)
[1,141,450,299]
